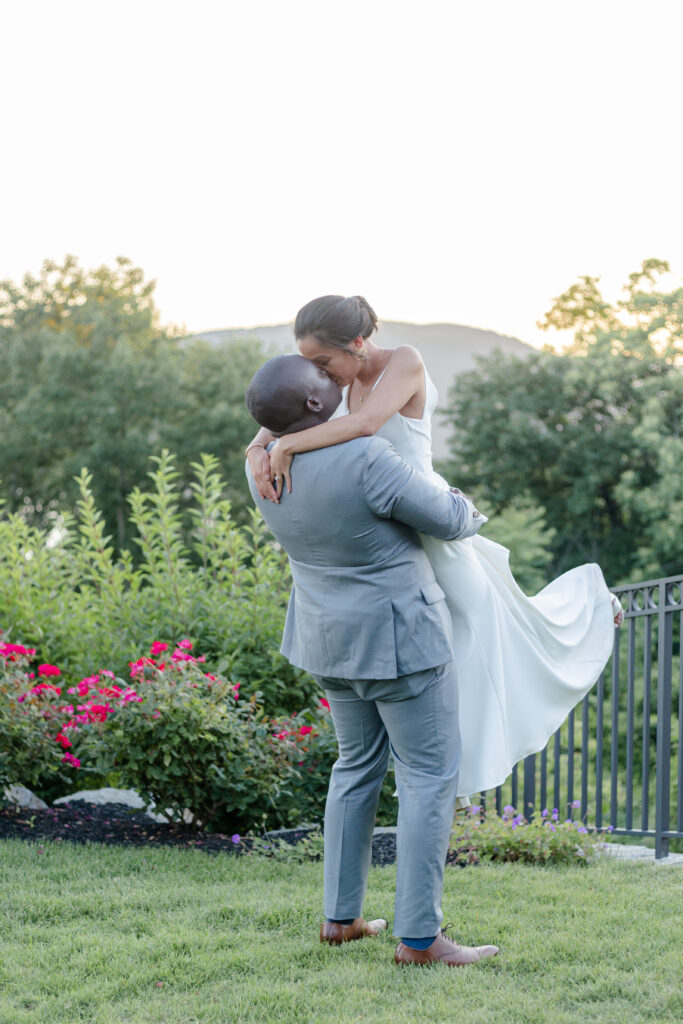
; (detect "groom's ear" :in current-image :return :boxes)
[305,396,323,412]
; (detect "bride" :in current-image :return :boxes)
[246,294,622,798]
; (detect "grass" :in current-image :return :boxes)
[0,839,681,1024]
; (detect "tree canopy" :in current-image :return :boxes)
[441,260,682,586]
[0,256,269,551]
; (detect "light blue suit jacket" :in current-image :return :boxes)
[247,436,482,680]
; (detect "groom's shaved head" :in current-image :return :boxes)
[245,354,342,435]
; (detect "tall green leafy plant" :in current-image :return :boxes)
[0,452,315,715]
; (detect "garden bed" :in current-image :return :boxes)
[0,799,474,867]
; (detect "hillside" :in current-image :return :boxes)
[191,321,533,459]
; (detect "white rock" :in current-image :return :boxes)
[53,787,150,809]
[52,786,198,825]
[3,784,49,810]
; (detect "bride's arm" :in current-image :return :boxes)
[246,426,278,501]
[271,347,424,494]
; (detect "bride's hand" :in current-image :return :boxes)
[270,439,294,498]
[247,446,279,503]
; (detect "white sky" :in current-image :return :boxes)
[2,0,682,349]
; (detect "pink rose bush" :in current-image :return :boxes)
[74,640,297,833]
[1,637,297,830]
[1,635,388,831]
[0,639,147,798]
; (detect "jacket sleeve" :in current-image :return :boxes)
[360,437,485,541]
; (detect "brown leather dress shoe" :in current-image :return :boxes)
[395,929,499,967]
[320,917,388,945]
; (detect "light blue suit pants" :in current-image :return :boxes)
[314,661,460,938]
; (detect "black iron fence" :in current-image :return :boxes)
[483,574,683,859]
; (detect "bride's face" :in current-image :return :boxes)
[297,333,362,388]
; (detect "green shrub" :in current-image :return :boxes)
[0,644,82,801]
[451,802,614,865]
[79,642,299,833]
[0,451,316,716]
[245,829,325,862]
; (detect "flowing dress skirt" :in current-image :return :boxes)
[419,532,615,797]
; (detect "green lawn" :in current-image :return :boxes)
[1,840,681,1024]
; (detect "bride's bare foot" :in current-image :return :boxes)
[611,594,624,626]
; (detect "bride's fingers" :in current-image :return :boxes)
[274,474,284,499]
[283,467,292,494]
[250,449,279,502]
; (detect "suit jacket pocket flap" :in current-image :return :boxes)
[421,581,446,604]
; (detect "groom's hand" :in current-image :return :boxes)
[450,487,487,526]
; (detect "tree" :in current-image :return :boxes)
[440,260,682,585]
[480,495,556,595]
[165,337,274,523]
[0,256,268,551]
[0,256,178,548]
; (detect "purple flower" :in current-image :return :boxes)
[503,804,515,815]
[547,823,556,832]
[606,825,614,832]
[552,809,559,821]
[578,827,588,834]
[231,834,241,845]
[571,799,581,809]
[541,808,549,818]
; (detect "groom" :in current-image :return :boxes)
[244,354,498,967]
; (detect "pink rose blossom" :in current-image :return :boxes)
[86,703,114,722]
[0,643,36,660]
[97,685,123,697]
[178,639,193,650]
[68,679,95,697]
[31,682,61,696]
[38,664,61,677]
[150,642,169,655]
[129,657,155,677]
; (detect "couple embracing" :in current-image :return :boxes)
[244,295,619,967]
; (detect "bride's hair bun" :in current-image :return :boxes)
[351,295,379,340]
[294,294,379,350]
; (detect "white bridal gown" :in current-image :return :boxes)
[333,369,615,796]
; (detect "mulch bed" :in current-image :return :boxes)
[0,800,475,867]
